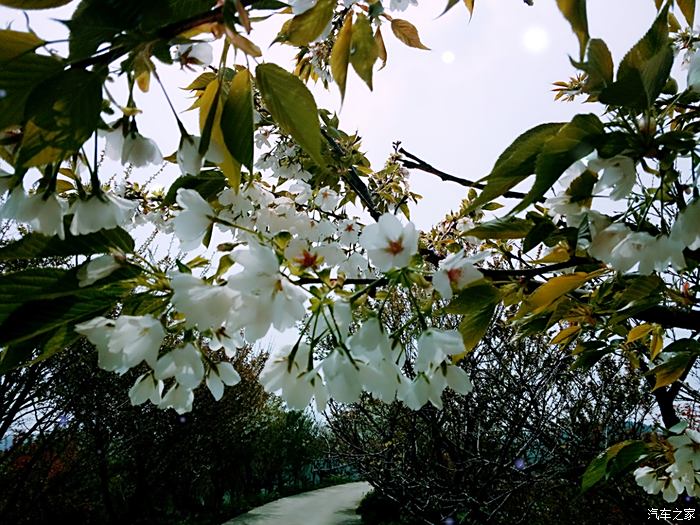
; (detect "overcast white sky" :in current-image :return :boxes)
[1,1,665,230]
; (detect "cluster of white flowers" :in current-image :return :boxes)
[0,184,137,239]
[543,153,700,276]
[634,429,700,502]
[289,0,416,15]
[587,199,700,275]
[75,313,240,414]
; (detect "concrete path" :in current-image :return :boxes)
[224,481,372,525]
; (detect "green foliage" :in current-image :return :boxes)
[0,30,63,132]
[0,226,135,260]
[581,441,647,492]
[0,0,72,8]
[467,123,564,212]
[256,63,324,166]
[598,2,673,109]
[349,13,379,90]
[221,69,254,173]
[463,217,534,239]
[277,0,336,46]
[516,113,604,212]
[0,266,140,372]
[556,0,589,60]
[445,283,499,355]
[163,172,228,205]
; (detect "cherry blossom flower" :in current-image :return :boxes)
[415,329,465,373]
[76,315,165,373]
[289,0,317,15]
[69,193,137,235]
[78,255,122,287]
[260,344,328,411]
[206,362,241,401]
[154,343,205,390]
[322,350,364,404]
[634,466,664,495]
[432,250,486,300]
[688,49,700,92]
[104,127,162,167]
[227,243,307,341]
[590,155,636,200]
[170,272,239,330]
[390,0,418,11]
[176,135,224,176]
[314,186,340,212]
[173,188,214,250]
[338,218,362,245]
[108,315,166,370]
[360,213,418,271]
[160,384,195,414]
[129,373,164,406]
[672,199,700,251]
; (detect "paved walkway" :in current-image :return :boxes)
[224,482,372,525]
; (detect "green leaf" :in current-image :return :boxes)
[464,217,534,239]
[582,440,647,492]
[440,0,473,17]
[18,68,105,167]
[650,339,700,390]
[276,0,335,46]
[514,114,603,213]
[524,271,601,315]
[66,0,215,61]
[583,38,614,93]
[221,68,254,173]
[330,12,353,101]
[390,19,430,50]
[677,0,695,27]
[523,218,556,253]
[581,451,609,493]
[163,172,227,206]
[0,226,134,260]
[468,123,564,212]
[0,30,63,131]
[445,283,500,357]
[556,0,589,60]
[350,13,379,90]
[599,2,673,109]
[256,63,324,167]
[0,0,71,8]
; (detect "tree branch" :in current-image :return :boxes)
[398,148,528,199]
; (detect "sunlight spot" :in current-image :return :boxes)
[441,50,456,64]
[522,26,549,53]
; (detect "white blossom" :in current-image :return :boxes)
[260,344,327,411]
[688,49,700,92]
[432,249,485,300]
[154,343,205,389]
[160,384,195,414]
[176,135,224,176]
[78,255,122,287]
[314,186,340,212]
[170,271,238,330]
[390,0,418,11]
[205,362,241,401]
[129,373,164,406]
[69,193,136,235]
[590,155,636,200]
[360,213,418,272]
[173,188,214,250]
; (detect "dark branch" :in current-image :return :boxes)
[398,148,528,199]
